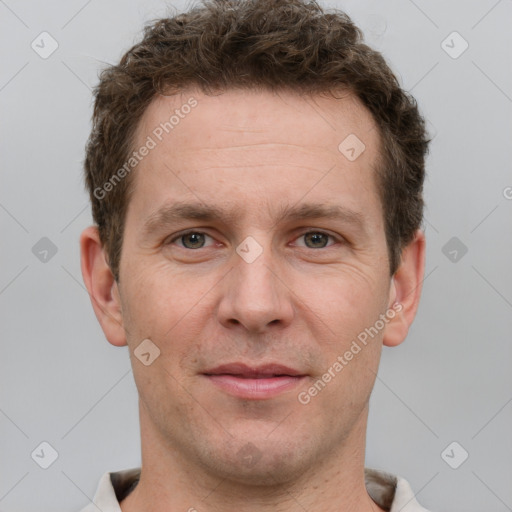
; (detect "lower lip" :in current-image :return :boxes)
[204,374,305,399]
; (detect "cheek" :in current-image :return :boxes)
[120,274,166,338]
[298,266,388,406]
[302,266,387,338]
[121,260,175,323]
[120,262,214,360]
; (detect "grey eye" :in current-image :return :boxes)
[180,232,206,249]
[303,232,330,248]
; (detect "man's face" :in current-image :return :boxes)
[117,89,394,483]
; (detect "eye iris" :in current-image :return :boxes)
[305,232,328,248]
[178,233,329,249]
[182,232,205,249]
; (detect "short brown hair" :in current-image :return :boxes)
[84,0,430,282]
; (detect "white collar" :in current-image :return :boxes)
[79,467,431,512]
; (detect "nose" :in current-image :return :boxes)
[216,243,295,334]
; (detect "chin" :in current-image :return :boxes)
[197,432,318,487]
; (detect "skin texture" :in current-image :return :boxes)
[81,88,425,512]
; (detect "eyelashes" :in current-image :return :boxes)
[167,229,341,250]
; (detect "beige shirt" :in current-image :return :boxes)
[78,467,432,511]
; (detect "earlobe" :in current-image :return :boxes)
[382,230,426,347]
[80,226,127,347]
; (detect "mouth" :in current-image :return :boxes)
[202,363,307,400]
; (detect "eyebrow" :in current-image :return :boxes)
[142,201,366,237]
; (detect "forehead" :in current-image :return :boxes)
[130,88,382,219]
[136,87,379,154]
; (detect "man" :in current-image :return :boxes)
[79,0,431,510]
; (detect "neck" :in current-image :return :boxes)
[120,404,386,512]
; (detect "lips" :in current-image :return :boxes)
[202,363,306,399]
[204,362,304,378]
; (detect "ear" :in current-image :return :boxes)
[80,225,127,347]
[382,229,426,347]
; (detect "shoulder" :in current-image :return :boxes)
[77,468,141,512]
[364,467,433,512]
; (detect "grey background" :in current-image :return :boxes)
[1,0,511,510]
